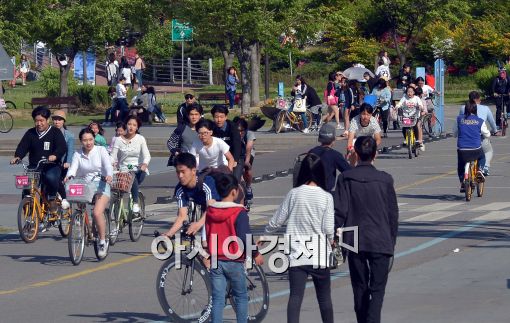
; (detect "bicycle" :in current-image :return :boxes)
[66,177,111,265]
[274,97,312,134]
[463,159,485,202]
[308,104,325,132]
[398,108,420,159]
[14,159,71,243]
[494,94,509,136]
[421,96,442,138]
[0,97,16,109]
[155,199,269,322]
[108,171,145,245]
[0,101,14,133]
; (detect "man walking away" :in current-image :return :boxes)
[334,136,399,323]
[308,123,351,192]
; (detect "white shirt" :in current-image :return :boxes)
[116,83,127,99]
[375,65,391,78]
[111,134,151,173]
[420,84,434,98]
[68,146,113,182]
[396,95,424,112]
[349,115,382,137]
[189,137,230,171]
[121,68,132,84]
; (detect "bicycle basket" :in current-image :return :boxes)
[398,115,418,127]
[111,172,134,192]
[276,98,291,110]
[14,171,40,189]
[65,179,96,203]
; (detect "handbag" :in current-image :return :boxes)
[293,98,307,113]
[324,84,339,106]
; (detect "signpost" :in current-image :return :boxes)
[171,19,193,93]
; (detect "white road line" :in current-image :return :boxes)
[471,211,510,222]
[404,211,461,222]
[413,202,463,212]
[398,203,408,207]
[248,205,280,213]
[472,202,510,211]
[146,204,176,212]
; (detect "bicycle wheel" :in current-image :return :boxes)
[129,192,145,242]
[230,264,270,322]
[502,118,508,137]
[477,179,484,197]
[423,115,442,137]
[58,207,72,237]
[275,112,287,134]
[108,198,121,245]
[5,100,16,109]
[0,111,14,133]
[406,129,412,159]
[156,256,212,322]
[93,211,110,261]
[68,210,85,265]
[17,197,39,243]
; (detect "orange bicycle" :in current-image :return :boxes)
[14,159,71,243]
[463,159,485,201]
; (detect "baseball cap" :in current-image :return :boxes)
[318,123,336,144]
[52,109,66,121]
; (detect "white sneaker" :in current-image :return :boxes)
[303,128,309,134]
[61,199,70,210]
[419,143,425,152]
[97,243,107,258]
[132,203,140,213]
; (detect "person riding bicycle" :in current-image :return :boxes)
[395,86,426,151]
[10,106,67,212]
[167,104,203,165]
[210,107,240,175]
[162,152,220,238]
[205,173,263,323]
[110,116,151,214]
[371,78,392,137]
[416,77,436,112]
[52,109,74,210]
[492,68,510,128]
[233,117,256,201]
[65,128,113,258]
[459,91,497,176]
[454,102,490,193]
[346,103,382,164]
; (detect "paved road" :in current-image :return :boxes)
[1,131,509,322]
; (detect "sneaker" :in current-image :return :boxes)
[482,166,490,176]
[245,186,253,200]
[337,123,344,130]
[97,243,107,258]
[303,128,309,134]
[419,143,425,152]
[38,223,47,233]
[61,199,70,210]
[459,185,465,193]
[132,203,140,213]
[476,170,485,182]
[49,199,59,213]
[402,140,407,147]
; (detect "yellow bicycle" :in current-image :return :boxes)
[463,159,484,201]
[274,98,312,133]
[398,109,420,159]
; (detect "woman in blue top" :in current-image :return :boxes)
[52,109,74,210]
[455,102,490,193]
[225,67,239,109]
[372,78,392,137]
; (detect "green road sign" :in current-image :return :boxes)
[171,19,193,41]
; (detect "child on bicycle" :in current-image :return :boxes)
[205,173,263,323]
[454,102,490,193]
[65,128,113,258]
[395,86,426,151]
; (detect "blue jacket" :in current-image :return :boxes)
[63,129,75,164]
[225,75,237,92]
[456,115,483,149]
[458,104,497,133]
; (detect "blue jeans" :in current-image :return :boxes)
[131,170,146,203]
[115,98,129,122]
[104,107,115,123]
[210,261,247,323]
[135,69,143,88]
[42,164,61,200]
[227,90,236,109]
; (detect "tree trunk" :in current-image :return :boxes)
[235,40,251,115]
[59,64,71,97]
[392,30,406,65]
[82,51,87,85]
[219,42,235,84]
[249,41,260,107]
[264,49,270,101]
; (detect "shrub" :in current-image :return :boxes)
[473,64,510,95]
[72,85,110,108]
[39,67,78,97]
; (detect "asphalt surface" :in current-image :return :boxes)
[1,106,509,322]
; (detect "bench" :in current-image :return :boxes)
[197,92,241,107]
[25,96,80,113]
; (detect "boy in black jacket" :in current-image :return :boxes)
[11,106,67,211]
[334,136,398,323]
[211,105,242,179]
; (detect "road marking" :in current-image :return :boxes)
[398,203,408,207]
[413,202,463,212]
[248,205,279,213]
[472,202,510,212]
[146,204,176,212]
[405,211,461,222]
[471,211,510,222]
[396,170,457,192]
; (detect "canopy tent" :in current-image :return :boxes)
[0,43,14,80]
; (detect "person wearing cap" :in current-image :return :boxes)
[51,110,74,209]
[491,68,510,128]
[308,123,351,192]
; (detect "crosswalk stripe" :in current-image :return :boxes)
[398,203,408,207]
[404,211,461,222]
[249,204,280,213]
[471,211,510,222]
[472,202,510,211]
[413,202,463,212]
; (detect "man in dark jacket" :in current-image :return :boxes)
[333,136,398,323]
[177,93,202,125]
[491,68,510,127]
[211,105,242,179]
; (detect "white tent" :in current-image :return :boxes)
[0,43,14,80]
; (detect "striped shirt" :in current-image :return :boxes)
[175,176,219,209]
[265,185,334,268]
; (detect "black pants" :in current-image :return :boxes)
[495,96,509,126]
[287,265,334,323]
[348,251,391,323]
[381,109,389,133]
[457,148,484,182]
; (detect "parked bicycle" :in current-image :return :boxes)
[66,177,111,265]
[108,171,145,245]
[155,198,269,322]
[274,97,312,134]
[14,159,71,242]
[0,98,14,133]
[463,159,485,201]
